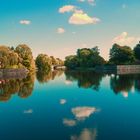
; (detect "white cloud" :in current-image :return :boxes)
[20,20,31,25]
[63,118,76,127]
[59,5,100,25]
[59,5,76,13]
[72,106,97,120]
[112,32,138,46]
[69,12,100,25]
[57,28,65,34]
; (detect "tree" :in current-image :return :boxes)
[15,44,35,70]
[50,56,57,65]
[109,44,135,65]
[134,42,140,60]
[35,54,52,72]
[0,46,19,68]
[55,58,64,66]
[65,55,79,69]
[64,47,105,69]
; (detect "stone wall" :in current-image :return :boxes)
[117,65,140,74]
[0,68,28,79]
[95,65,140,74]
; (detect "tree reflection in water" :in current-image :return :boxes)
[36,70,63,84]
[0,73,35,102]
[110,74,140,95]
[65,70,105,91]
[135,75,140,92]
[0,70,64,102]
[1,70,140,102]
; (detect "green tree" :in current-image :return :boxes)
[50,56,57,65]
[134,42,140,61]
[35,54,52,72]
[65,55,79,69]
[0,46,19,68]
[65,47,105,69]
[109,44,135,65]
[15,44,35,70]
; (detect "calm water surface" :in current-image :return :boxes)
[0,70,140,140]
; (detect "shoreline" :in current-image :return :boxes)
[0,68,28,80]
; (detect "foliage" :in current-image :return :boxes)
[0,45,35,71]
[35,54,52,72]
[134,43,140,61]
[15,44,35,70]
[65,55,79,69]
[109,44,135,65]
[65,47,106,69]
[0,46,19,68]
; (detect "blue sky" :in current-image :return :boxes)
[0,0,140,59]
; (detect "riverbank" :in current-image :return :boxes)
[0,68,28,80]
[66,65,140,75]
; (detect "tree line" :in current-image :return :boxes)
[0,45,64,72]
[1,42,140,71]
[65,42,140,69]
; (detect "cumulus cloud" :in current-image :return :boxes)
[69,12,100,25]
[63,118,77,127]
[112,32,139,46]
[57,27,65,34]
[20,20,31,25]
[59,5,100,25]
[72,106,97,120]
[71,128,97,140]
[59,5,76,13]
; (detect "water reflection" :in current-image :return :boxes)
[0,70,64,102]
[1,70,140,102]
[65,70,140,96]
[63,118,76,127]
[36,70,63,83]
[71,128,97,140]
[18,73,35,98]
[0,73,35,101]
[65,71,105,91]
[110,74,140,96]
[72,106,98,121]
[110,74,135,94]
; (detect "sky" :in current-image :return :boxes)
[0,0,140,60]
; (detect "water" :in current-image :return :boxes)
[0,70,140,140]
